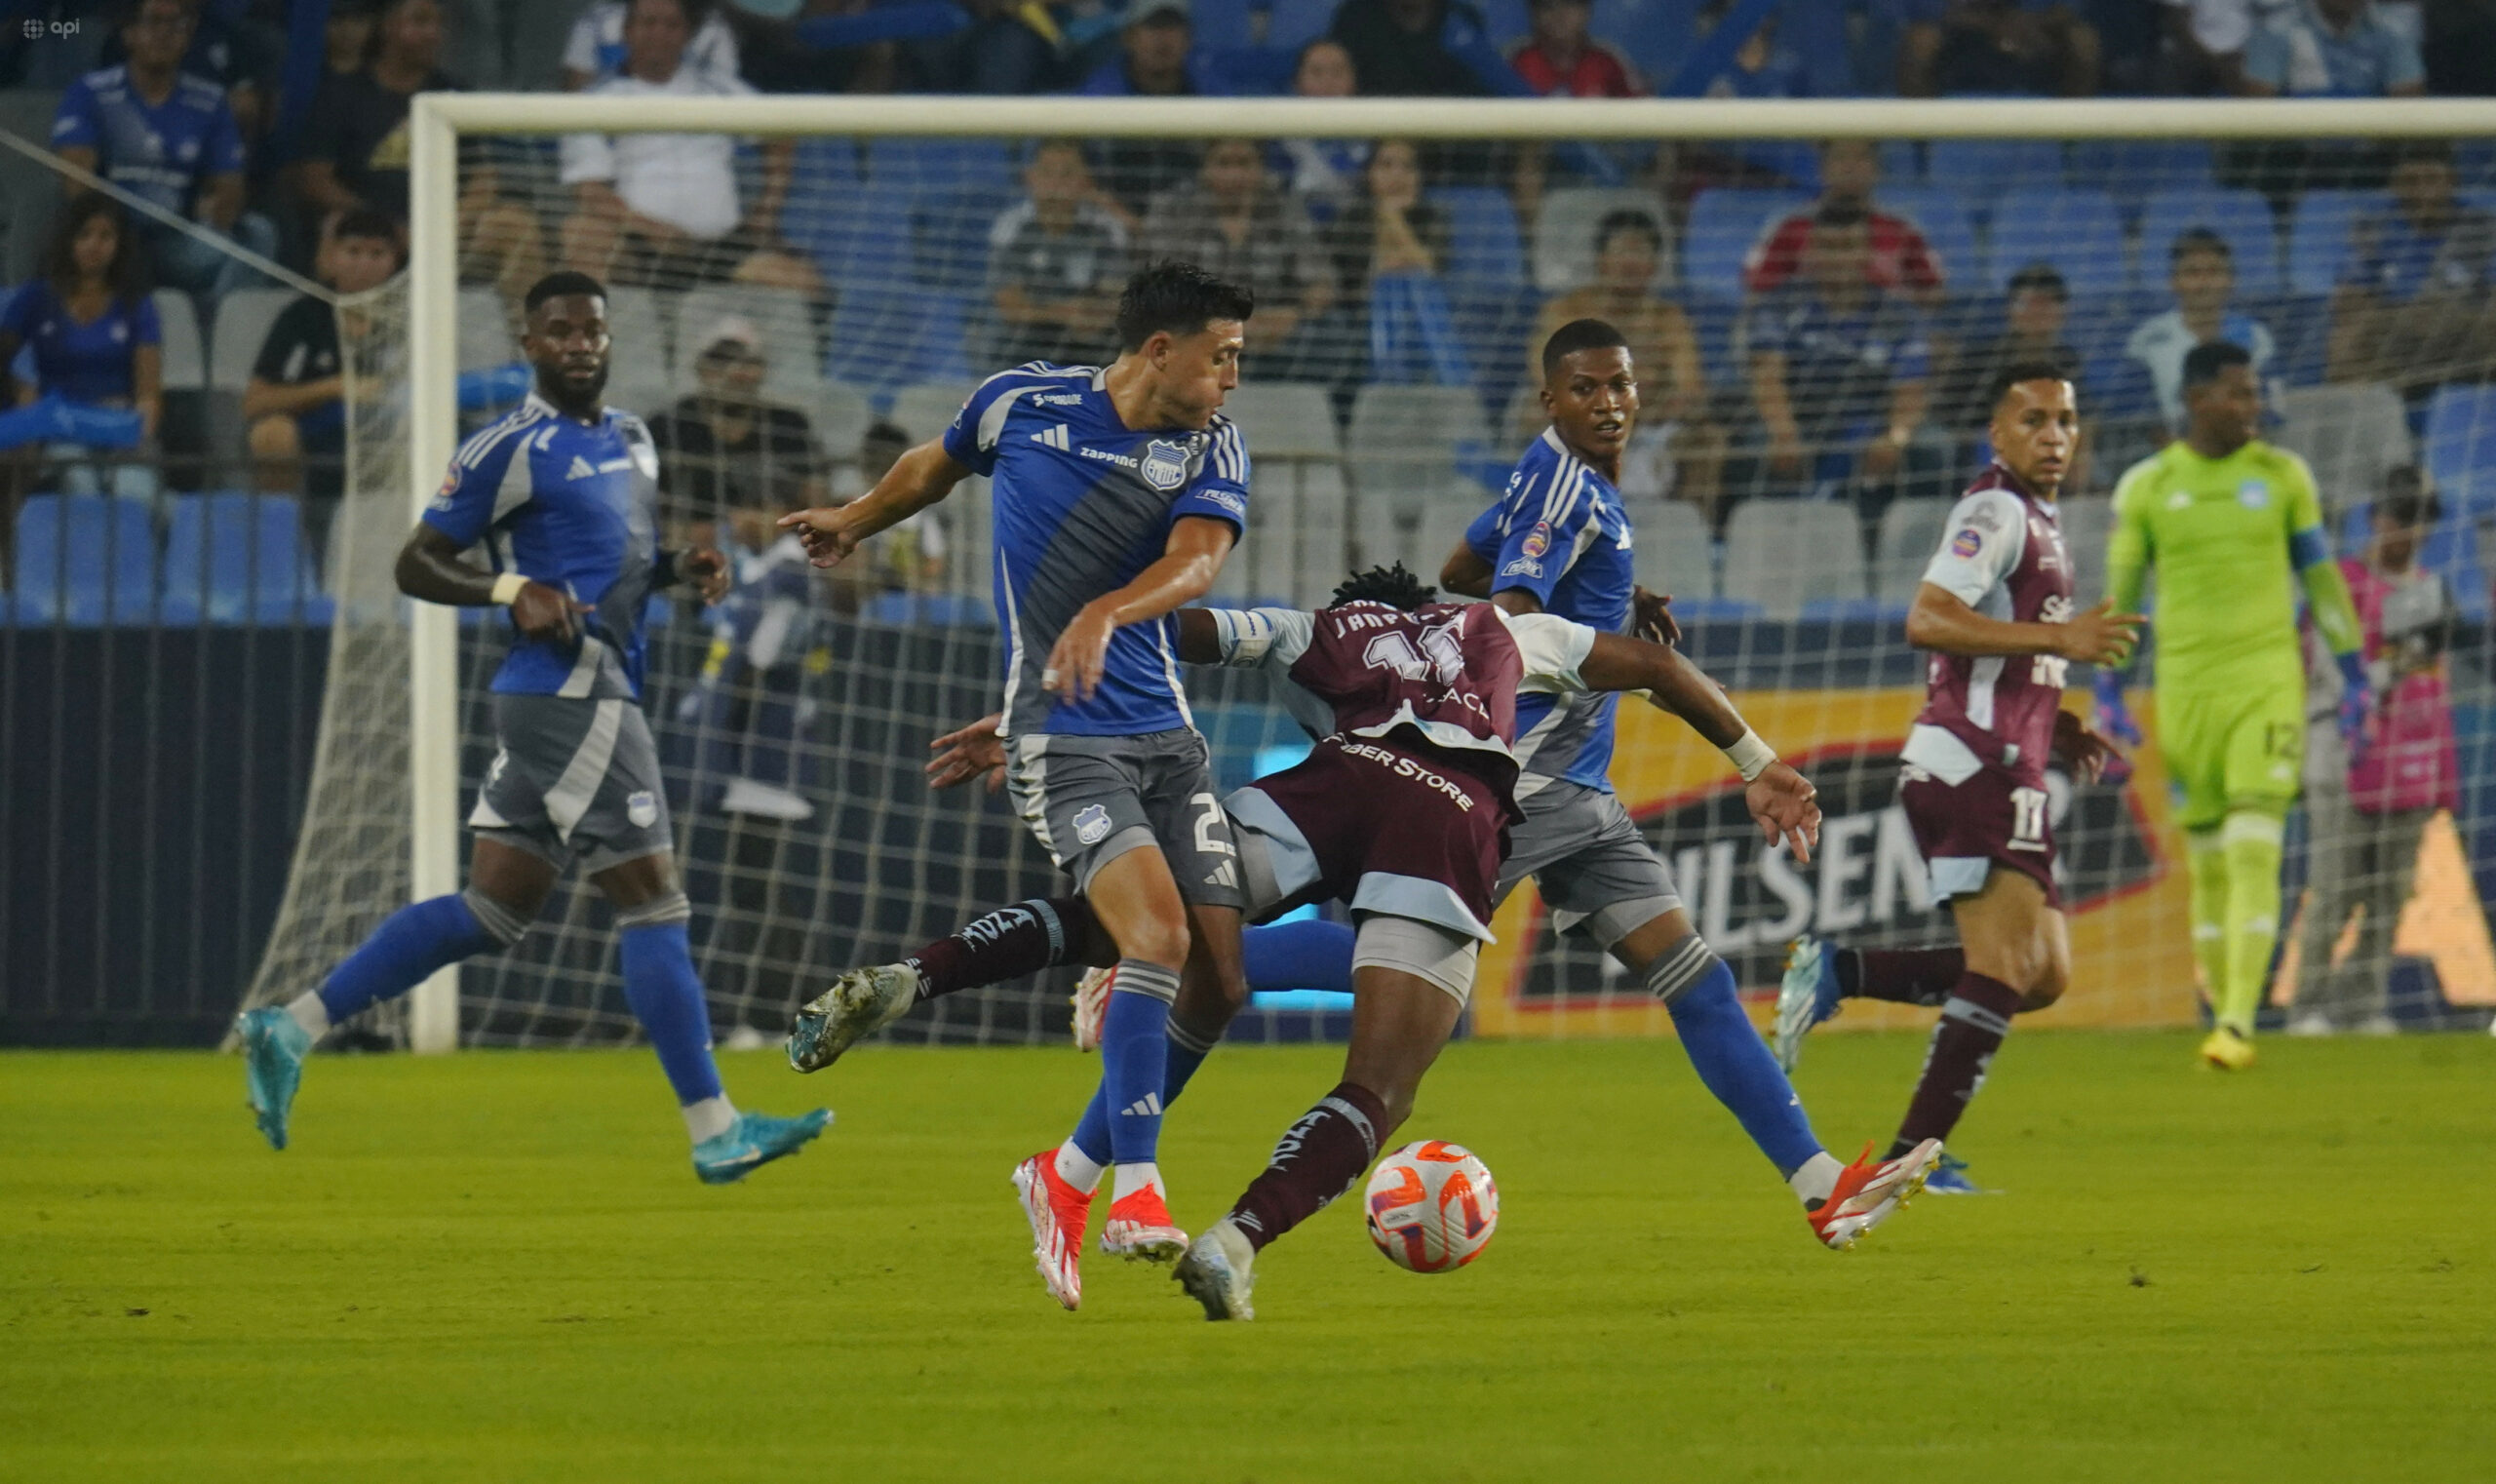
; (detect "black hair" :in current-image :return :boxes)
[2180,339,2252,392]
[2006,261,2068,299]
[2170,226,2232,265]
[1985,359,2077,414]
[861,418,911,449]
[524,269,607,317]
[1592,208,1663,257]
[42,193,148,307]
[1331,563,1438,610]
[118,0,188,29]
[331,207,405,259]
[626,0,706,23]
[2376,465,2439,527]
[1114,259,1254,351]
[1294,35,1356,89]
[1813,200,1868,232]
[2394,137,2455,170]
[1540,316,1630,380]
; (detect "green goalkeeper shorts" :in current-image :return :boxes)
[2155,680,2306,833]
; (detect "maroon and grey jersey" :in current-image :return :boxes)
[1202,600,1598,793]
[1906,463,2076,788]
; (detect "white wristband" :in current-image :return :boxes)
[490,571,528,606]
[1723,729,1776,783]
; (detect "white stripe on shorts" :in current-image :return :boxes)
[544,699,626,843]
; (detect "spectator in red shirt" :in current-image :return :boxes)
[1740,138,1946,307]
[1506,0,1642,97]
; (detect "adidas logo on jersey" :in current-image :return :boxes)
[566,455,597,480]
[1029,424,1072,450]
[1120,1093,1163,1117]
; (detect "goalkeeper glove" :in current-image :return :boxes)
[2336,651,2374,763]
[2092,670,2141,748]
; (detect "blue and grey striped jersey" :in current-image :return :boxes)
[943,364,1251,738]
[1462,427,1635,795]
[422,393,663,701]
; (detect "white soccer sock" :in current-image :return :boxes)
[1054,1140,1105,1192]
[1112,1160,1162,1202]
[284,993,331,1040]
[1788,1151,1843,1207]
[682,1095,737,1144]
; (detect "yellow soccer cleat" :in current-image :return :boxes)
[2200,1026,2257,1072]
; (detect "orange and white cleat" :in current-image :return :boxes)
[1009,1152,1092,1310]
[1072,965,1113,1052]
[1807,1139,1943,1251]
[1099,1183,1190,1263]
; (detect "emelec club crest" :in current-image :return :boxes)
[1140,438,1190,491]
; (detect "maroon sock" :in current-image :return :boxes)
[903,896,1100,998]
[1228,1081,1389,1253]
[1888,972,2025,1159]
[1842,946,1968,1007]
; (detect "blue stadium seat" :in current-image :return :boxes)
[864,137,1015,194]
[2423,383,2496,520]
[1987,187,2127,295]
[1687,298,1740,389]
[1682,188,1810,299]
[1876,185,1979,293]
[1259,0,1343,51]
[1789,140,1921,190]
[2422,520,2492,626]
[1434,186,1528,293]
[2138,188,2282,298]
[2066,140,2215,203]
[159,492,332,626]
[827,287,966,397]
[1925,139,2064,209]
[1800,597,1909,623]
[2285,190,2388,298]
[10,492,154,625]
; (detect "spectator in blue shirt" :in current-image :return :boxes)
[2241,0,2423,96]
[1741,203,1934,510]
[49,0,275,306]
[1270,40,1369,226]
[2126,228,2277,429]
[0,195,163,505]
[2329,140,2496,391]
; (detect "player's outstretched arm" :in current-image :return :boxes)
[925,712,1009,794]
[395,525,591,644]
[777,439,971,568]
[1044,516,1236,702]
[1905,582,2140,664]
[1574,630,1819,861]
[1439,538,1494,599]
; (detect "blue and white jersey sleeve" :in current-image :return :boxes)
[942,370,1037,478]
[1487,457,1601,608]
[1170,417,1251,534]
[422,414,538,550]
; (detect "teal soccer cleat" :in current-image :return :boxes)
[692,1108,833,1185]
[236,1004,311,1151]
[1773,935,1846,1074]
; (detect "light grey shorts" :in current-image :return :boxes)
[1498,779,1683,948]
[1005,727,1244,910]
[469,693,674,875]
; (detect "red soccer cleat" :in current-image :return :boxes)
[1807,1139,1943,1251]
[1010,1151,1093,1309]
[1100,1182,1189,1263]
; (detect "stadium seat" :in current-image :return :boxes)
[455,286,518,371]
[824,286,952,400]
[886,379,974,444]
[1432,185,1533,395]
[1987,187,2128,296]
[1260,0,1344,50]
[864,137,1016,194]
[1232,460,1351,606]
[1874,186,1980,296]
[2422,383,2496,520]
[208,288,295,394]
[1800,596,1908,623]
[2420,518,2493,626]
[1682,189,1811,300]
[814,381,875,462]
[2138,188,2282,298]
[2284,190,2387,298]
[1629,496,1714,603]
[671,283,823,405]
[2058,493,2115,601]
[1871,496,1951,604]
[2273,382,2412,515]
[1222,382,1342,460]
[1721,499,1864,619]
[1354,476,1492,587]
[808,181,917,301]
[159,491,332,626]
[1346,384,1492,500]
[10,492,155,625]
[1925,139,2065,208]
[1531,186,1673,295]
[600,285,674,416]
[2066,140,2216,202]
[152,290,206,392]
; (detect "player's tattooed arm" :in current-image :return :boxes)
[395,525,592,644]
[1904,583,2141,664]
[778,439,972,568]
[1044,516,1237,703]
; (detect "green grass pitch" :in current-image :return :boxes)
[6,1032,2491,1482]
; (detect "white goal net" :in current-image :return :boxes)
[235,98,2496,1050]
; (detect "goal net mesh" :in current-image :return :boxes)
[241,116,2496,1047]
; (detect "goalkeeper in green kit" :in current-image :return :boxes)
[2097,341,2371,1071]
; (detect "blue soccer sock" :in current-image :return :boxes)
[617,911,730,1138]
[1242,918,1357,994]
[1095,962,1178,1198]
[1655,949,1824,1178]
[1162,1016,1217,1105]
[312,892,506,1029]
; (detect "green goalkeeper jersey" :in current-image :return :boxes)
[2106,438,2361,695]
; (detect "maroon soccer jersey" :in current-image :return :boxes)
[1910,464,2076,788]
[1280,601,1526,777]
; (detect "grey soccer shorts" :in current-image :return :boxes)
[468,694,675,875]
[1496,779,1682,948]
[1005,726,1244,910]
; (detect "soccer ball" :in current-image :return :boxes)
[1363,1140,1499,1273]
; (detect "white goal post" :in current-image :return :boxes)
[388,94,2496,1050]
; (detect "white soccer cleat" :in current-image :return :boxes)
[1072,964,1113,1052]
[1807,1139,1943,1251]
[1174,1218,1258,1321]
[786,962,921,1074]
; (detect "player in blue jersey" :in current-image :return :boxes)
[780,261,1256,1308]
[234,271,829,1184]
[1218,319,1943,1246]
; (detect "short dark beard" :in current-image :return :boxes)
[538,362,609,419]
